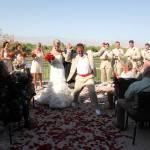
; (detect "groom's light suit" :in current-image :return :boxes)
[66,50,99,109]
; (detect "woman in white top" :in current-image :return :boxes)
[120,61,135,78]
[31,43,44,90]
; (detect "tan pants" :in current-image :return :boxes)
[100,68,112,83]
[73,75,99,109]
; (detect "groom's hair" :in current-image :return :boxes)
[76,43,84,50]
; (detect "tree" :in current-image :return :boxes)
[23,43,35,54]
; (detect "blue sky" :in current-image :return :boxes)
[0,0,150,44]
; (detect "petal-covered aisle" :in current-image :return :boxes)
[11,85,125,150]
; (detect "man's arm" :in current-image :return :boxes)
[64,49,75,62]
[93,49,105,57]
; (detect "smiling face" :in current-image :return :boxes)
[129,42,134,48]
[115,42,120,49]
[17,44,22,51]
[145,44,150,50]
[105,43,109,49]
[76,46,84,57]
[53,40,61,50]
[55,42,61,50]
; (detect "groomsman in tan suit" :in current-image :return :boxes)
[125,40,141,77]
[141,43,150,65]
[66,43,101,115]
[112,41,124,76]
[94,43,113,83]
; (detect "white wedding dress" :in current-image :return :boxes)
[36,54,73,108]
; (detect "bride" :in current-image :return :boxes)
[36,39,73,108]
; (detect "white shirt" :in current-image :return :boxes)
[77,55,92,74]
[120,70,134,79]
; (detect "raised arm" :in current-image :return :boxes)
[64,49,75,62]
[93,49,105,57]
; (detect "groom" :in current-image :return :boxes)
[66,43,101,115]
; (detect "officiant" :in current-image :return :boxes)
[63,43,76,81]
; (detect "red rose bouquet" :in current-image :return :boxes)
[21,52,27,58]
[31,52,36,58]
[44,53,55,62]
[8,52,15,59]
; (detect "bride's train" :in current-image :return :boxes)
[36,82,73,108]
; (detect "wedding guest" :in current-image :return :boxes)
[0,41,13,72]
[31,42,44,90]
[0,60,10,80]
[125,40,141,77]
[141,43,150,67]
[120,61,135,78]
[100,43,113,82]
[100,42,106,51]
[114,66,150,130]
[94,42,113,83]
[63,43,76,80]
[112,41,124,76]
[66,43,101,115]
[13,53,26,71]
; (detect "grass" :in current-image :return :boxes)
[27,57,101,81]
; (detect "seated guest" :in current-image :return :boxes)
[13,52,27,71]
[0,61,10,80]
[0,41,13,72]
[114,66,150,130]
[120,61,135,78]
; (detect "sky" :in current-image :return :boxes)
[0,0,150,45]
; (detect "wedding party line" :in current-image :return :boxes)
[1,40,150,83]
[1,38,150,147]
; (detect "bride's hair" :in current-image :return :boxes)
[52,39,62,53]
[53,39,61,47]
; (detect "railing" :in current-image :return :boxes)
[26,57,101,81]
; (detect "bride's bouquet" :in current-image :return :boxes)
[44,53,55,63]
